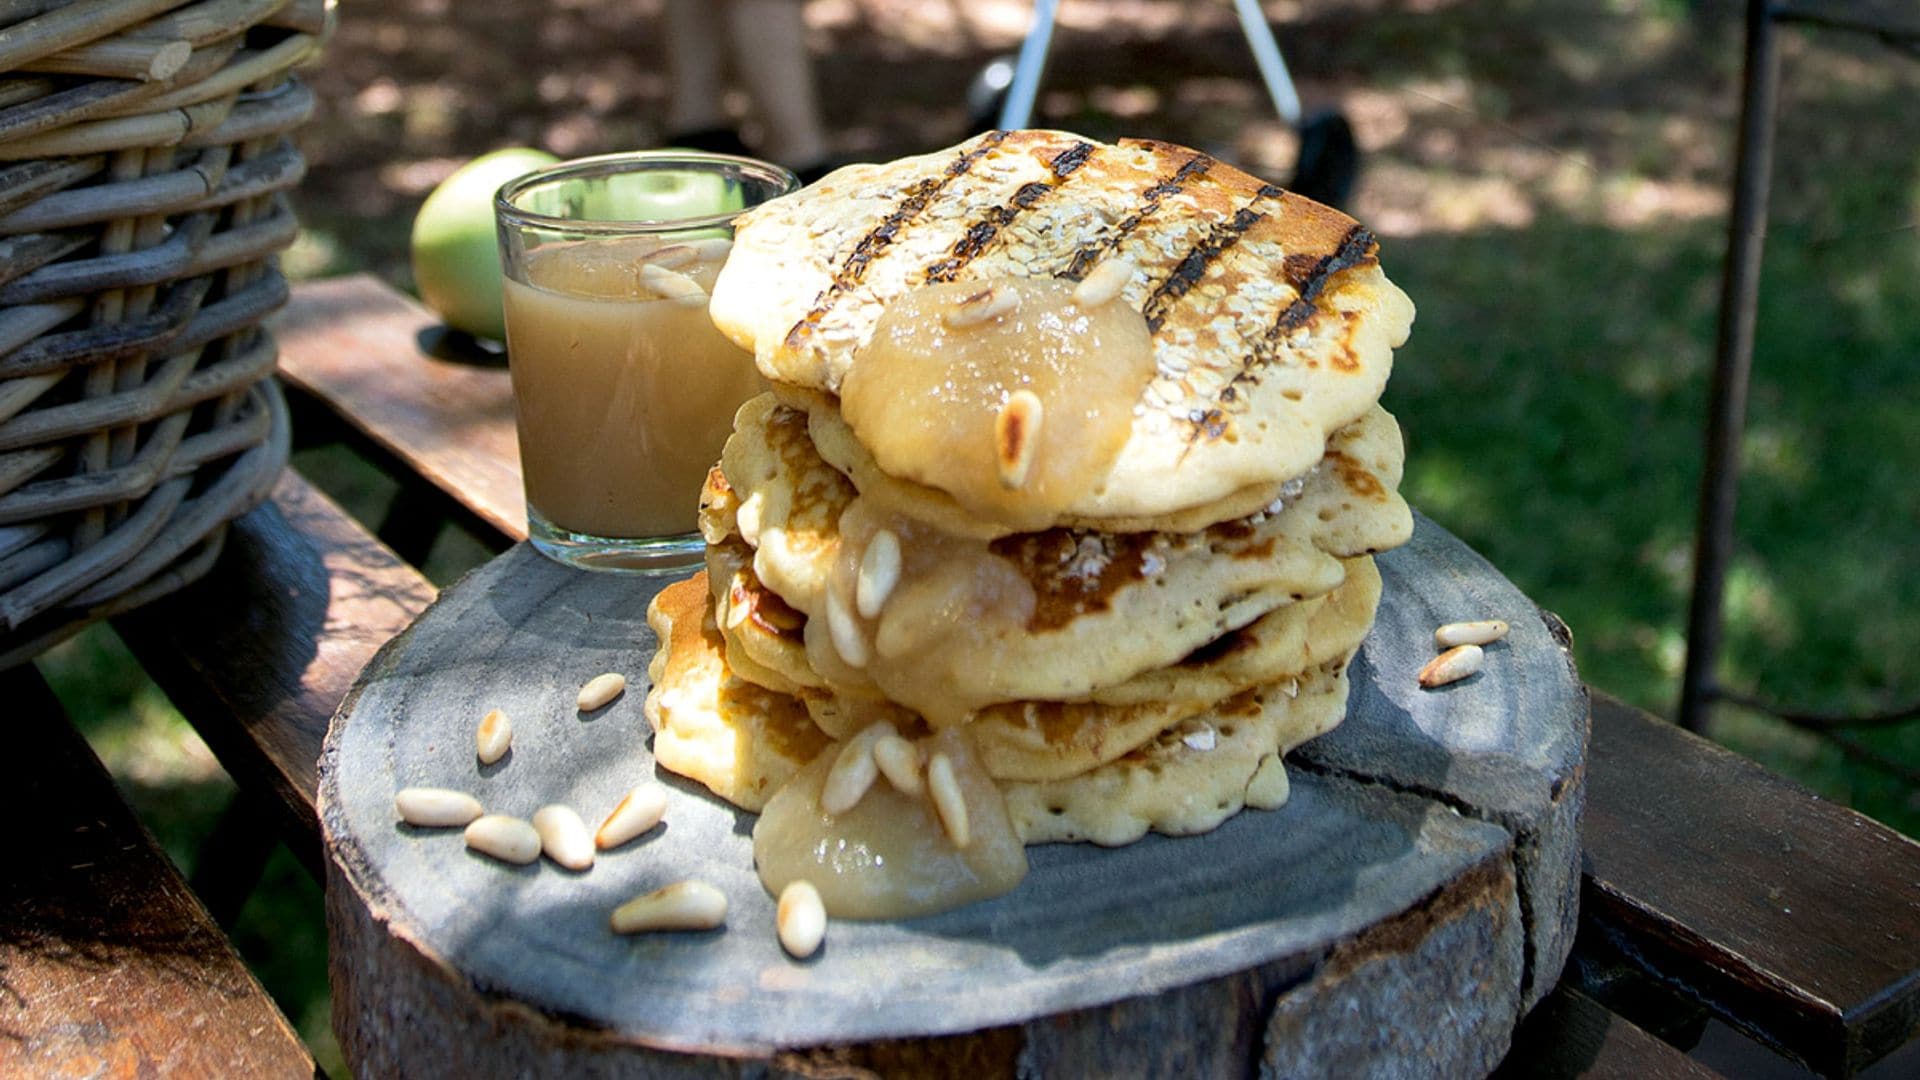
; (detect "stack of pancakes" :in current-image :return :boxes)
[644,131,1416,894]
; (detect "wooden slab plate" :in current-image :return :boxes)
[320,514,1587,1077]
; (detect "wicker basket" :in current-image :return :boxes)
[0,0,334,667]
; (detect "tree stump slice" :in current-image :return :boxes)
[320,516,1586,1077]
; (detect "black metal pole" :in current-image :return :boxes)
[1677,0,1782,733]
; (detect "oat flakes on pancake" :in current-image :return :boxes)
[714,392,1406,724]
[643,576,832,812]
[1005,661,1352,847]
[708,130,1416,527]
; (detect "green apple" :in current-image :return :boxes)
[410,147,558,342]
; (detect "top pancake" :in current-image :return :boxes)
[709,130,1416,526]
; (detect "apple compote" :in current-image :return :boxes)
[838,277,1155,532]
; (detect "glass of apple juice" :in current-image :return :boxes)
[494,152,797,573]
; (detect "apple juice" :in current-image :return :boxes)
[502,237,761,539]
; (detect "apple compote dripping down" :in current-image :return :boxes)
[754,728,1028,919]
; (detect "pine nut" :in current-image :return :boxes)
[395,787,483,828]
[476,709,512,765]
[639,263,709,308]
[642,244,697,269]
[735,492,765,547]
[945,284,1018,327]
[995,389,1043,490]
[532,804,595,871]
[1073,255,1136,308]
[1182,724,1217,752]
[596,785,668,849]
[1435,619,1510,648]
[1418,644,1485,688]
[464,814,542,864]
[578,673,627,712]
[821,722,894,815]
[855,529,902,619]
[687,237,734,261]
[610,880,728,934]
[776,880,827,959]
[926,752,970,848]
[824,586,869,669]
[872,734,923,795]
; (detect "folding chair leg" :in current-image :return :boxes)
[998,0,1061,130]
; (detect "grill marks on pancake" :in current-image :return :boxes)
[924,140,1096,283]
[1061,152,1214,281]
[1271,222,1377,334]
[1141,183,1284,333]
[784,130,1009,348]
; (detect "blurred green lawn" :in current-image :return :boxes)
[32,1,1919,1073]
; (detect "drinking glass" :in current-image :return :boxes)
[495,152,797,572]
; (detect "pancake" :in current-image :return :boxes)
[711,539,1381,783]
[709,130,1416,527]
[1004,661,1351,846]
[647,576,1354,850]
[643,576,832,812]
[715,392,1407,723]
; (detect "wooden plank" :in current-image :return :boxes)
[274,274,525,541]
[1496,983,1720,1079]
[1774,0,1920,42]
[114,470,434,870]
[1583,692,1920,1075]
[0,663,314,1077]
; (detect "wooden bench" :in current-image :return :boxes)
[16,274,1920,1075]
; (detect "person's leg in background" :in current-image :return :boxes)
[664,0,751,156]
[723,0,831,178]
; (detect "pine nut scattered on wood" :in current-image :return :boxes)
[776,880,827,959]
[476,709,512,765]
[611,880,728,934]
[395,787,484,828]
[1418,644,1485,689]
[927,752,970,848]
[872,734,923,796]
[577,673,627,712]
[1072,255,1136,308]
[532,805,595,871]
[596,785,668,850]
[464,814,542,864]
[855,529,902,619]
[1434,620,1509,649]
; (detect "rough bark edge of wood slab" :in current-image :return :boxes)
[327,814,1523,1079]
[1296,514,1591,1012]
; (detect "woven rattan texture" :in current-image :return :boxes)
[0,0,335,667]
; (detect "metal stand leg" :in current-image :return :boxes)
[1230,0,1303,126]
[1677,0,1781,733]
[997,0,1060,131]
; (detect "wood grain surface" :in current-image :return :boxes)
[0,664,313,1078]
[273,274,524,541]
[1584,692,1920,1075]
[116,471,434,873]
[319,515,1584,1073]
